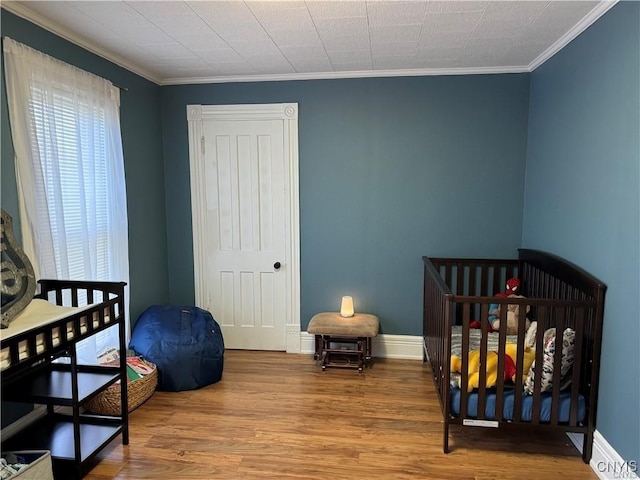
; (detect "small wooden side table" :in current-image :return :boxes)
[307,312,380,373]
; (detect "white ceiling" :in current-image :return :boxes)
[3,0,616,85]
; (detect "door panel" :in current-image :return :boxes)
[202,119,286,350]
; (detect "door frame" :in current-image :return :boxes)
[186,103,301,353]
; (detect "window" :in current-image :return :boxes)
[3,38,130,361]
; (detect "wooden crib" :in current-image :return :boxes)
[422,249,606,463]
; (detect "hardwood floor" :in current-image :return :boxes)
[84,351,597,479]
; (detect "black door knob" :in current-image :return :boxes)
[274,262,281,270]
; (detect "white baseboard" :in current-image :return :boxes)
[300,332,423,360]
[1,405,46,440]
[591,430,638,479]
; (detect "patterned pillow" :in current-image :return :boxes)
[523,327,575,395]
[524,321,537,349]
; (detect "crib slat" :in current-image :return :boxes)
[512,305,528,423]
[460,303,470,420]
[477,303,489,419]
[531,306,547,424]
[570,307,585,426]
[455,264,464,322]
[495,305,507,422]
[550,308,566,425]
[45,324,54,352]
[456,264,464,295]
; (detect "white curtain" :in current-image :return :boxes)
[3,37,130,363]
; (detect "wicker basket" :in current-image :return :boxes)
[1,451,53,480]
[84,361,157,416]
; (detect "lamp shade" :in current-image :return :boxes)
[340,296,354,317]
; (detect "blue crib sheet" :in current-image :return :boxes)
[450,388,586,423]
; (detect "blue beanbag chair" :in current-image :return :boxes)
[129,305,225,391]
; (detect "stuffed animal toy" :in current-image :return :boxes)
[488,277,520,321]
[490,295,531,335]
[451,343,536,392]
[470,277,525,332]
[486,278,530,335]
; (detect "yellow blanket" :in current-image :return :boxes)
[451,343,535,392]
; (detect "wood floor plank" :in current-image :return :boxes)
[84,351,598,479]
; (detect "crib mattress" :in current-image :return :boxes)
[450,388,586,423]
[0,299,107,371]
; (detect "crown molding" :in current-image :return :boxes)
[528,0,618,71]
[1,1,162,85]
[161,65,530,86]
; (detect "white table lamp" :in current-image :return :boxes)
[340,296,354,317]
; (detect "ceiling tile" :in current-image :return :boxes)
[268,30,323,47]
[245,1,304,12]
[426,1,489,14]
[416,46,462,61]
[243,54,292,69]
[321,34,371,52]
[470,20,533,40]
[419,31,471,50]
[530,1,599,32]
[483,1,550,21]
[74,1,148,27]
[197,48,244,64]
[371,42,417,57]
[211,61,257,75]
[127,1,193,19]
[313,17,370,37]
[121,26,177,47]
[146,43,194,58]
[372,54,418,69]
[462,37,514,57]
[189,1,257,26]
[289,58,334,73]
[280,45,328,60]
[244,55,296,74]
[155,14,214,36]
[250,6,316,31]
[305,1,367,19]
[422,11,484,34]
[214,23,272,43]
[173,34,230,51]
[227,40,281,56]
[326,50,371,64]
[366,1,428,26]
[370,25,423,44]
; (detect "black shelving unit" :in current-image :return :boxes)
[1,280,129,480]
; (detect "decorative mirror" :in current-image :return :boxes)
[1,209,36,328]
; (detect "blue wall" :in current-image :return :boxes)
[161,75,531,334]
[0,11,171,324]
[523,2,640,462]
